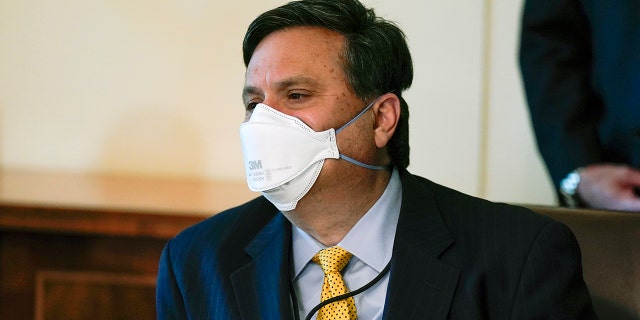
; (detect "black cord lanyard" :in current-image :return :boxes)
[290,260,392,320]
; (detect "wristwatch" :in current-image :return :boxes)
[559,168,583,208]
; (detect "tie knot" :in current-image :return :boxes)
[312,246,352,274]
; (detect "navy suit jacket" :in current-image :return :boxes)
[519,0,640,190]
[157,169,596,319]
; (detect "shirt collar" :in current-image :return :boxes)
[292,167,402,278]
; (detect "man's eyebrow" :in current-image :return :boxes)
[242,86,261,103]
[273,76,321,90]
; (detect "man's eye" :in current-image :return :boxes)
[289,93,304,100]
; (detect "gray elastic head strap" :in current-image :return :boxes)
[335,97,388,171]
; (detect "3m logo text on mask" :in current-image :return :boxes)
[248,160,263,170]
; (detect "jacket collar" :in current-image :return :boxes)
[230,211,294,320]
[382,168,460,319]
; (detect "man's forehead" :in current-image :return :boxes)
[242,27,348,97]
[246,26,346,70]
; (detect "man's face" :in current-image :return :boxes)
[242,26,378,201]
[242,26,365,132]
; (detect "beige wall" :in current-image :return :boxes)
[0,0,556,206]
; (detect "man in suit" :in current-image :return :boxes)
[519,0,640,211]
[157,0,597,318]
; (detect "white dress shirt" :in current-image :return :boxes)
[291,168,402,320]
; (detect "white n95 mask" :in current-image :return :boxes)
[239,99,387,211]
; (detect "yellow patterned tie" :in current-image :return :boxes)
[312,246,357,320]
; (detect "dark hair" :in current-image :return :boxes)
[242,0,413,168]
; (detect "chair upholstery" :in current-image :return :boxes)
[527,205,640,319]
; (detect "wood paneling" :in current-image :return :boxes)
[35,271,156,320]
[0,231,172,319]
[0,170,256,320]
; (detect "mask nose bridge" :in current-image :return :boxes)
[259,99,281,113]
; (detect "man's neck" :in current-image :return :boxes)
[282,169,392,246]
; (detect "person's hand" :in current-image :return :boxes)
[577,164,640,212]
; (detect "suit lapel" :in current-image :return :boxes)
[230,212,294,320]
[383,170,460,319]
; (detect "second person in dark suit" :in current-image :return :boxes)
[519,0,640,211]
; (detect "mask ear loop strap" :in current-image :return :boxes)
[335,98,378,134]
[339,154,387,170]
[335,96,388,171]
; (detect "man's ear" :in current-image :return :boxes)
[372,93,401,148]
